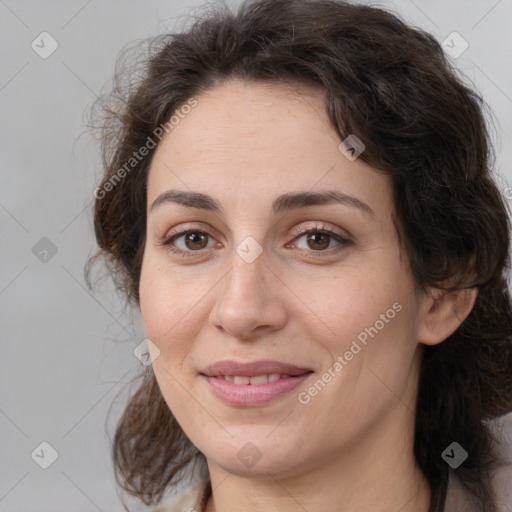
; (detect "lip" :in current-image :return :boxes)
[201,359,312,378]
[200,359,313,407]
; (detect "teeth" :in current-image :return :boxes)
[249,375,268,385]
[217,374,292,385]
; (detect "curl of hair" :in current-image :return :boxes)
[86,1,512,510]
[109,369,206,507]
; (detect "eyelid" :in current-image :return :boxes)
[287,221,351,241]
[160,223,221,245]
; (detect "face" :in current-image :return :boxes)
[139,79,426,479]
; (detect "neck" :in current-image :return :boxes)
[204,405,431,512]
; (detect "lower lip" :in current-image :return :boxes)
[202,374,312,406]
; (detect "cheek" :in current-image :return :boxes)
[139,265,204,415]
[312,264,408,336]
[139,261,190,359]
[139,256,218,374]
[310,260,419,391]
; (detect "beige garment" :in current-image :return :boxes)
[148,471,512,512]
[148,413,512,511]
[149,479,210,512]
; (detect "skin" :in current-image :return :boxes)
[139,78,476,512]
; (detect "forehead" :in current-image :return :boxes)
[147,79,392,220]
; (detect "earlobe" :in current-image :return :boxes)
[417,287,478,346]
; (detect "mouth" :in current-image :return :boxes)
[200,360,314,406]
[212,373,295,384]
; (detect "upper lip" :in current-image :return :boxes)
[201,360,313,377]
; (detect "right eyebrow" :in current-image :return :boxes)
[150,190,223,214]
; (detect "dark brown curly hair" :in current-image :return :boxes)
[85,1,512,510]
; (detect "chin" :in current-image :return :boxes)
[202,430,306,478]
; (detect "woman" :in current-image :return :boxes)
[86,1,512,511]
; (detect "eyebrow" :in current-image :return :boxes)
[150,189,375,217]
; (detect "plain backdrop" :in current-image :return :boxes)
[1,0,511,511]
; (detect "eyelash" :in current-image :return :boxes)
[158,223,353,260]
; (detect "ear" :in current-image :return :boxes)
[417,287,478,346]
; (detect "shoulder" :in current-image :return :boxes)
[148,479,210,512]
[444,412,512,512]
[489,412,512,511]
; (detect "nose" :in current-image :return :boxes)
[208,247,287,340]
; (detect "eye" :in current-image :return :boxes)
[287,224,353,257]
[159,228,219,258]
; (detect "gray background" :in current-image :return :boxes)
[1,0,511,511]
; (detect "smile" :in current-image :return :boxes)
[200,360,313,406]
[214,374,292,384]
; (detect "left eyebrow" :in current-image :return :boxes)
[149,189,375,218]
[271,190,375,217]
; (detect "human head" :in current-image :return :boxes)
[87,1,512,509]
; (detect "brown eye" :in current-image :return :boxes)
[289,227,354,258]
[183,231,209,250]
[306,232,331,250]
[162,229,216,257]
